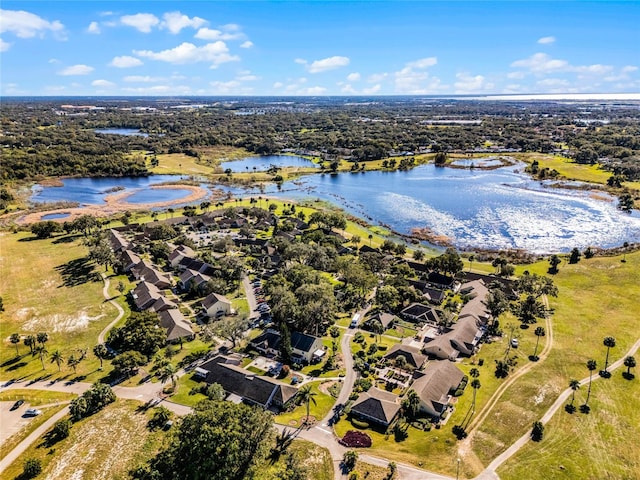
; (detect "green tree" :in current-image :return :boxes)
[52,418,71,441]
[50,349,64,371]
[147,400,275,480]
[548,254,561,274]
[93,343,108,369]
[24,334,36,354]
[149,406,172,430]
[413,249,425,261]
[158,363,178,390]
[394,355,407,373]
[10,333,21,356]
[112,350,147,378]
[22,458,42,479]
[205,382,226,401]
[532,326,546,360]
[568,379,580,408]
[623,356,636,378]
[33,344,48,370]
[514,295,546,325]
[36,332,49,346]
[471,379,481,410]
[108,311,166,358]
[584,359,597,409]
[402,389,421,420]
[531,421,544,441]
[298,385,317,425]
[602,336,616,374]
[67,354,80,374]
[569,247,581,264]
[343,451,358,472]
[31,221,61,239]
[213,317,250,349]
[376,285,400,311]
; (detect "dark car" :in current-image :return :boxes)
[10,399,24,411]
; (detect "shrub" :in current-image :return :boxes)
[340,430,372,448]
[22,458,42,479]
[351,418,370,429]
[531,421,544,441]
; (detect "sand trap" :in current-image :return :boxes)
[22,310,106,333]
[18,184,213,224]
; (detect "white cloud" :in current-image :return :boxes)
[507,71,526,79]
[273,82,284,89]
[87,21,100,34]
[109,55,143,68]
[622,65,638,73]
[0,9,65,39]
[394,57,444,94]
[301,86,327,95]
[368,73,388,83]
[58,64,94,76]
[134,41,239,67]
[510,52,613,77]
[194,24,245,41]
[123,75,163,83]
[237,73,260,81]
[341,84,357,94]
[48,58,60,64]
[574,64,613,75]
[161,12,206,34]
[306,56,350,73]
[347,72,361,82]
[210,80,241,93]
[0,38,10,51]
[120,13,159,33]
[294,58,307,65]
[536,78,570,87]
[454,73,494,93]
[91,79,115,88]
[240,41,253,48]
[537,36,556,45]
[362,84,381,95]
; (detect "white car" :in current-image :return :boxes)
[510,338,519,348]
[24,408,42,416]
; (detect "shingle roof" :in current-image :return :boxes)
[384,344,427,368]
[291,331,319,353]
[202,292,231,309]
[158,309,194,341]
[351,388,401,426]
[411,360,464,416]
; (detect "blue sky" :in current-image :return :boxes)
[1,1,639,96]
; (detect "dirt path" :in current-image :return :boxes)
[97,274,125,344]
[480,335,640,478]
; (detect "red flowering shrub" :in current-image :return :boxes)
[339,430,372,448]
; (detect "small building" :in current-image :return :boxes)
[201,292,232,318]
[427,272,456,290]
[250,330,282,357]
[178,268,211,291]
[291,331,324,364]
[401,303,441,325]
[131,260,172,289]
[422,314,483,360]
[411,360,465,420]
[119,249,141,273]
[384,344,427,370]
[364,312,396,331]
[158,309,195,343]
[350,388,401,428]
[168,245,196,268]
[108,229,131,253]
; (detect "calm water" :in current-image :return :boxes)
[220,155,317,172]
[224,163,640,253]
[94,128,149,137]
[41,213,70,220]
[31,176,185,205]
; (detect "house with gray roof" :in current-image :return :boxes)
[158,309,195,343]
[422,314,483,360]
[119,249,141,273]
[350,388,401,428]
[364,312,396,330]
[168,244,196,268]
[201,292,232,318]
[131,260,172,289]
[411,360,465,419]
[401,303,441,325]
[178,268,211,291]
[384,344,427,370]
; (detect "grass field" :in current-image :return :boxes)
[0,232,117,381]
[519,154,612,184]
[1,400,166,480]
[469,251,640,477]
[256,440,334,480]
[275,381,336,427]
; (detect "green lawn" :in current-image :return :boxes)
[470,251,640,476]
[275,381,336,427]
[498,371,640,480]
[0,232,118,381]
[519,154,611,184]
[256,440,333,480]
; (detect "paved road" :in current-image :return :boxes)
[97,274,125,344]
[242,275,260,320]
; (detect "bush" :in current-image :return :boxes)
[340,430,372,448]
[351,418,370,429]
[531,421,544,441]
[22,458,42,478]
[52,418,71,441]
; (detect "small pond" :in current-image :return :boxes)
[126,188,194,204]
[94,128,149,137]
[41,212,71,220]
[219,155,317,172]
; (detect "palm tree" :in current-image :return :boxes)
[36,332,49,346]
[67,354,80,374]
[402,389,421,419]
[93,344,108,369]
[33,344,48,370]
[394,355,407,373]
[471,379,481,411]
[298,384,317,425]
[368,233,373,247]
[10,333,21,356]
[569,379,580,405]
[469,368,480,380]
[468,254,475,272]
[532,326,546,360]
[602,336,616,374]
[159,364,177,390]
[24,335,36,354]
[50,350,64,372]
[624,356,636,378]
[585,359,597,406]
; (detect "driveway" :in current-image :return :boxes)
[242,275,260,320]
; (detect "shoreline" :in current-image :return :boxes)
[16,184,212,224]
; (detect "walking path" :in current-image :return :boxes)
[97,274,125,344]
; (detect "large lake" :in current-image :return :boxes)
[31,175,188,205]
[94,128,149,137]
[224,162,640,253]
[220,155,317,172]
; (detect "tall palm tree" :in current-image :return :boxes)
[10,333,21,356]
[603,336,616,373]
[471,379,481,411]
[50,350,64,372]
[93,344,108,369]
[402,389,421,419]
[469,368,480,380]
[36,332,49,346]
[67,354,80,374]
[569,379,580,405]
[298,385,317,425]
[533,326,546,360]
[33,344,48,370]
[585,359,597,406]
[468,254,475,272]
[159,364,177,390]
[24,335,36,354]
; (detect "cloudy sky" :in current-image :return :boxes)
[1,1,639,96]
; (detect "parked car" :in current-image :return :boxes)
[24,408,42,416]
[10,399,24,411]
[511,338,519,348]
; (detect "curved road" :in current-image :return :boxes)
[97,274,125,344]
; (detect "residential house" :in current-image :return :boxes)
[291,331,325,364]
[158,309,195,343]
[350,388,401,428]
[201,292,232,318]
[131,260,172,289]
[364,312,396,331]
[131,281,162,311]
[108,229,131,253]
[196,355,298,411]
[168,245,196,268]
[427,272,456,290]
[384,344,427,370]
[422,314,483,360]
[119,249,141,273]
[250,330,282,357]
[401,303,441,325]
[458,279,491,324]
[178,268,211,291]
[411,360,465,420]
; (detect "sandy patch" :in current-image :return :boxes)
[18,184,217,225]
[22,310,106,333]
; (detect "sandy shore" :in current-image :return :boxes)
[17,184,212,224]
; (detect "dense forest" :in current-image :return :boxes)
[1,97,639,182]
